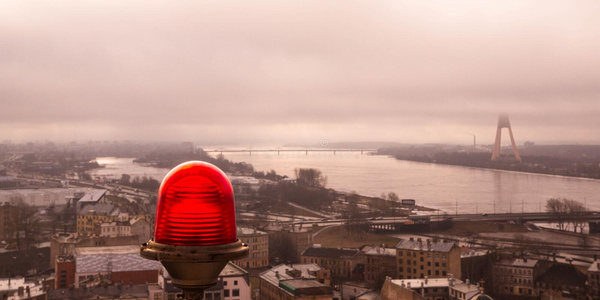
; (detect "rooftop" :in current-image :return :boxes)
[220,262,248,277]
[280,279,327,290]
[78,189,107,203]
[452,281,481,294]
[396,239,456,253]
[497,258,538,268]
[78,203,119,216]
[589,260,600,272]
[302,247,361,259]
[260,264,322,286]
[237,227,267,236]
[536,263,587,287]
[356,291,381,300]
[75,245,162,273]
[365,247,396,257]
[390,277,462,289]
[0,277,46,299]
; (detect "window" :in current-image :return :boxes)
[399,251,403,256]
[224,290,230,297]
[234,280,238,286]
[232,289,239,297]
[224,281,227,286]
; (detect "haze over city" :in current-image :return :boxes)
[2,1,600,145]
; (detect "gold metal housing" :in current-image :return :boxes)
[140,239,248,300]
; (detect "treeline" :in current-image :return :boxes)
[118,174,161,191]
[256,168,334,211]
[380,149,600,179]
[545,198,588,233]
[134,149,286,180]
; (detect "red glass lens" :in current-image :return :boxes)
[154,161,237,246]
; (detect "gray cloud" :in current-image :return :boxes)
[1,0,599,145]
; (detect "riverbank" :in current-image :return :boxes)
[377,148,600,180]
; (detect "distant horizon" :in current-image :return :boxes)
[3,139,599,148]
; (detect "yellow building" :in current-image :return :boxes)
[233,227,269,269]
[396,238,461,280]
[76,203,120,236]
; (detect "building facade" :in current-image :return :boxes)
[94,221,131,238]
[0,203,17,240]
[364,246,397,288]
[492,258,539,297]
[301,247,364,283]
[268,225,313,264]
[233,227,269,269]
[396,238,461,280]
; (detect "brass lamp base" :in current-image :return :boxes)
[141,239,249,300]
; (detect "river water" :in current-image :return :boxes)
[89,153,600,213]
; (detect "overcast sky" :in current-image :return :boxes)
[1,1,599,146]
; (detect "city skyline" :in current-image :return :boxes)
[1,1,600,145]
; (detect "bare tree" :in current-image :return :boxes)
[546,198,568,230]
[564,199,587,233]
[11,201,40,252]
[294,168,327,188]
[546,198,587,232]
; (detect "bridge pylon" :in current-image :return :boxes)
[491,114,522,162]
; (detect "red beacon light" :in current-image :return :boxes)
[141,161,248,300]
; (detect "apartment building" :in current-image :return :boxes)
[493,258,539,297]
[396,238,461,280]
[233,227,269,269]
[301,247,364,283]
[364,246,397,288]
[0,203,16,240]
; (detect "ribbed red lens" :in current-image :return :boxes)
[154,161,237,246]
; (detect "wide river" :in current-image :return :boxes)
[90,152,600,214]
